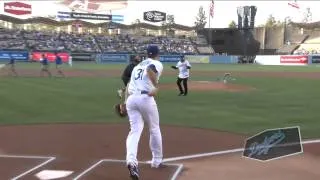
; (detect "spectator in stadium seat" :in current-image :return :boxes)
[0,28,206,54]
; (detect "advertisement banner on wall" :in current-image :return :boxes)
[311,55,320,63]
[280,55,308,65]
[57,11,123,22]
[100,54,128,63]
[4,2,32,15]
[71,53,95,61]
[0,51,29,61]
[254,55,281,65]
[143,11,166,22]
[58,0,128,13]
[210,56,239,64]
[185,55,210,63]
[159,55,183,62]
[32,52,69,63]
[70,12,112,20]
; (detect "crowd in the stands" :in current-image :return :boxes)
[0,28,199,54]
[293,48,320,55]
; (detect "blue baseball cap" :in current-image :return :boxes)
[147,45,159,56]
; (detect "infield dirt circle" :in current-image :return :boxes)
[0,69,320,179]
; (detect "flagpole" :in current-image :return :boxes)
[208,0,213,28]
[209,13,211,28]
[208,1,211,28]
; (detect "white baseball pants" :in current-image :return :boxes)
[125,94,163,167]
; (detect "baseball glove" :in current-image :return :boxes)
[114,103,127,117]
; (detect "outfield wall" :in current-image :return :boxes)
[254,55,310,66]
[96,53,319,66]
[97,54,235,64]
[1,50,320,66]
[0,50,29,61]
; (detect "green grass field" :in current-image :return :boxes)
[1,63,320,139]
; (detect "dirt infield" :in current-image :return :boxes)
[178,152,320,180]
[0,124,244,180]
[160,81,254,92]
[0,124,319,180]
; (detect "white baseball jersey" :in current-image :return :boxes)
[176,60,191,78]
[128,58,163,94]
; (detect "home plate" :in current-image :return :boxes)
[35,170,73,180]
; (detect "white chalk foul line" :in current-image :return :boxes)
[73,159,183,180]
[145,139,320,163]
[171,164,184,180]
[103,159,184,180]
[10,157,56,180]
[73,160,104,180]
[301,139,320,145]
[160,148,244,163]
[0,154,53,159]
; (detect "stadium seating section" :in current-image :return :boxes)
[0,28,206,54]
[294,35,320,55]
[2,24,319,55]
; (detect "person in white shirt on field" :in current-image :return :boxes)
[68,55,72,67]
[171,56,191,96]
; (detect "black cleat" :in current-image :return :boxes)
[128,164,139,180]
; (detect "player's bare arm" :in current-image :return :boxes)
[147,64,159,96]
[120,84,129,115]
[124,82,130,102]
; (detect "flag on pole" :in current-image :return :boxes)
[210,0,214,17]
[288,0,299,9]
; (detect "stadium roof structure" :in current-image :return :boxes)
[289,21,320,29]
[0,14,195,31]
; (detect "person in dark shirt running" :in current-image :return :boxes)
[7,55,18,77]
[117,55,142,98]
[40,53,52,77]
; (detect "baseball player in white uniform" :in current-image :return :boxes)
[125,45,164,180]
[171,56,191,96]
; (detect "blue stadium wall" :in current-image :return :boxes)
[1,50,320,65]
[96,53,239,64]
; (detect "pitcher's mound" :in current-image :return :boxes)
[161,81,254,92]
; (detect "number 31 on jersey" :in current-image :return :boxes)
[134,68,144,80]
